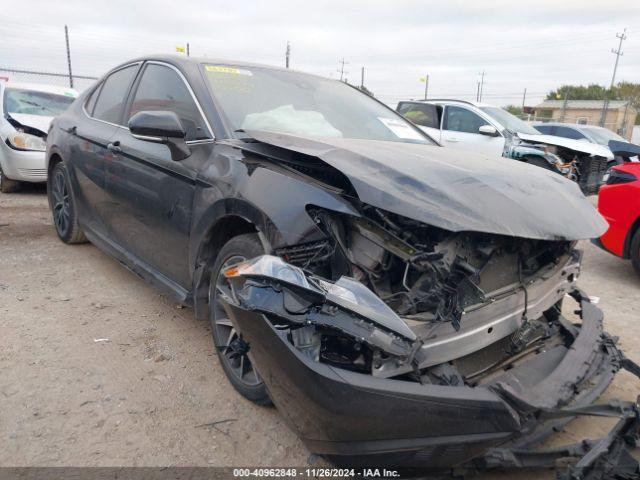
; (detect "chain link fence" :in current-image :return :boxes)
[0,67,98,92]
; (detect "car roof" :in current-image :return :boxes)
[533,123,612,133]
[1,81,78,97]
[399,99,495,108]
[533,122,579,128]
[108,54,326,81]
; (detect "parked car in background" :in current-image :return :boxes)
[0,81,77,192]
[534,122,640,171]
[397,99,613,194]
[596,162,640,277]
[44,55,640,476]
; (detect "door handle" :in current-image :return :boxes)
[446,138,459,143]
[107,141,122,154]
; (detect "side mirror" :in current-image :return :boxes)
[128,110,191,161]
[479,125,500,137]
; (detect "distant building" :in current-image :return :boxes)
[532,100,637,141]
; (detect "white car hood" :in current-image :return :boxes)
[517,132,613,159]
[8,113,54,135]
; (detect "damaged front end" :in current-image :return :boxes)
[219,251,640,477]
[505,132,611,195]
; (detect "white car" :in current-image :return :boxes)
[0,82,77,192]
[397,99,614,194]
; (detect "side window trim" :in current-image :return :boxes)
[84,82,104,117]
[82,62,142,129]
[125,60,214,141]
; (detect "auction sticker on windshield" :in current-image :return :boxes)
[205,65,253,76]
[378,117,424,140]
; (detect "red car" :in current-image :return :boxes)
[597,162,640,276]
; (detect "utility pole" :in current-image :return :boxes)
[522,88,527,110]
[478,70,486,102]
[285,41,290,69]
[360,66,364,89]
[423,74,429,100]
[560,90,569,122]
[64,25,73,88]
[476,81,481,102]
[187,43,190,57]
[337,58,348,82]
[600,28,627,127]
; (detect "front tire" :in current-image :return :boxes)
[47,162,87,244]
[630,229,640,279]
[208,233,271,405]
[0,165,21,193]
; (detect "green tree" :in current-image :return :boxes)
[504,105,523,117]
[546,84,607,101]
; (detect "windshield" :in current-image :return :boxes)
[3,88,75,117]
[582,126,626,145]
[203,65,434,144]
[479,106,540,135]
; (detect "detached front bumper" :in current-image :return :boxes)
[220,258,640,475]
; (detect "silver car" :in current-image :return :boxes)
[0,81,77,192]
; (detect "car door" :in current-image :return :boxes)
[440,105,505,157]
[105,61,215,290]
[68,64,140,235]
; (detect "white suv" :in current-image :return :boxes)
[396,99,613,195]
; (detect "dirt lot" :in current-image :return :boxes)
[1,185,639,476]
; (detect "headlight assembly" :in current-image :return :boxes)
[6,132,47,152]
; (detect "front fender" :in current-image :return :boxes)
[506,145,559,166]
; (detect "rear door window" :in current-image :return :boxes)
[397,102,440,128]
[443,106,488,134]
[92,65,139,125]
[535,124,554,135]
[554,126,587,140]
[128,63,209,141]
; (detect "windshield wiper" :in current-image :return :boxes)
[19,100,56,114]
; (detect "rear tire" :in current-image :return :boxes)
[208,233,271,406]
[0,166,21,193]
[630,229,640,279]
[47,162,87,244]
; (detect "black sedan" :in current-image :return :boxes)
[46,55,640,475]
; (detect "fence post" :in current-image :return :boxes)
[64,25,74,88]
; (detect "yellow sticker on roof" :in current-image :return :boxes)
[205,65,252,76]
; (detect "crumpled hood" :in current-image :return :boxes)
[608,139,640,160]
[8,113,54,136]
[245,130,608,241]
[517,132,613,159]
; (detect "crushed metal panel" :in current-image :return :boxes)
[242,130,608,241]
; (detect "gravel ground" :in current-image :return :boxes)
[1,185,639,477]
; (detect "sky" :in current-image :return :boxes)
[1,0,639,107]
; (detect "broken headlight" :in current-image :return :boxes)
[224,255,416,341]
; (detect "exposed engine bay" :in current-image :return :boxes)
[266,203,578,384]
[506,133,610,195]
[281,205,572,330]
